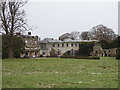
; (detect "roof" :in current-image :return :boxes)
[40,38,98,43]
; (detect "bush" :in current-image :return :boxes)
[76,42,94,56]
[61,55,100,59]
[75,56,100,59]
[2,35,25,59]
[88,56,100,59]
[61,55,75,58]
[116,48,120,59]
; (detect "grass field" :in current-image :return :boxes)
[2,57,118,88]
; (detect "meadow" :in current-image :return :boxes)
[2,57,118,88]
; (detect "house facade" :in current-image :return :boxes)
[19,32,117,58]
[19,32,40,58]
[39,39,97,57]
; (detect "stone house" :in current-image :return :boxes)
[39,39,97,57]
[18,32,117,58]
[19,32,40,58]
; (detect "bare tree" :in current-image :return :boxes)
[91,24,117,41]
[71,31,81,40]
[0,1,29,58]
[81,31,93,40]
[42,38,54,43]
[59,33,74,41]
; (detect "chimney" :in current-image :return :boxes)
[28,32,31,35]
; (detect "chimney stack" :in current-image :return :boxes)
[28,32,31,35]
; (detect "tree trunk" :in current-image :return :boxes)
[8,36,14,58]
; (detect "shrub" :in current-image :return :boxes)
[76,42,94,56]
[2,35,25,59]
[116,48,120,59]
[61,55,75,58]
[75,56,100,59]
[61,55,100,59]
[88,56,100,59]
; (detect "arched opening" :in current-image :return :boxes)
[104,51,107,57]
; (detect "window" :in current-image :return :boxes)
[35,52,37,55]
[71,43,73,47]
[66,44,69,47]
[62,43,64,47]
[42,52,45,55]
[26,52,28,55]
[95,51,98,54]
[53,44,55,47]
[75,43,77,47]
[58,44,59,47]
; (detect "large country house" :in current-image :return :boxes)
[19,32,117,58]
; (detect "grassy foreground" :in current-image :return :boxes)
[2,57,118,88]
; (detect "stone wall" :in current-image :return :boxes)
[92,43,117,57]
[40,42,80,56]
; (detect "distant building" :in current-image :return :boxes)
[91,43,117,57]
[19,32,40,58]
[39,39,97,57]
[18,32,117,58]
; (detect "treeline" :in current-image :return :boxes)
[58,24,118,42]
[2,35,25,59]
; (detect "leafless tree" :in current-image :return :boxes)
[0,1,30,58]
[71,31,81,40]
[91,24,117,41]
[59,33,74,41]
[42,38,54,43]
[81,31,93,40]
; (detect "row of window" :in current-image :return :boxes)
[52,43,80,47]
[42,49,75,56]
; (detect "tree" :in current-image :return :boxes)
[111,36,120,48]
[0,1,29,58]
[91,24,117,42]
[42,38,54,43]
[99,40,112,49]
[116,48,120,59]
[76,42,94,56]
[2,35,25,59]
[81,31,93,40]
[0,35,2,59]
[71,31,81,40]
[59,33,74,41]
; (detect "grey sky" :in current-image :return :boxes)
[24,1,118,39]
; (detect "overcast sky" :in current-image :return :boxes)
[24,1,118,39]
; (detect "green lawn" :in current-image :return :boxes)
[2,57,118,88]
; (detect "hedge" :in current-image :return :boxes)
[61,55,100,59]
